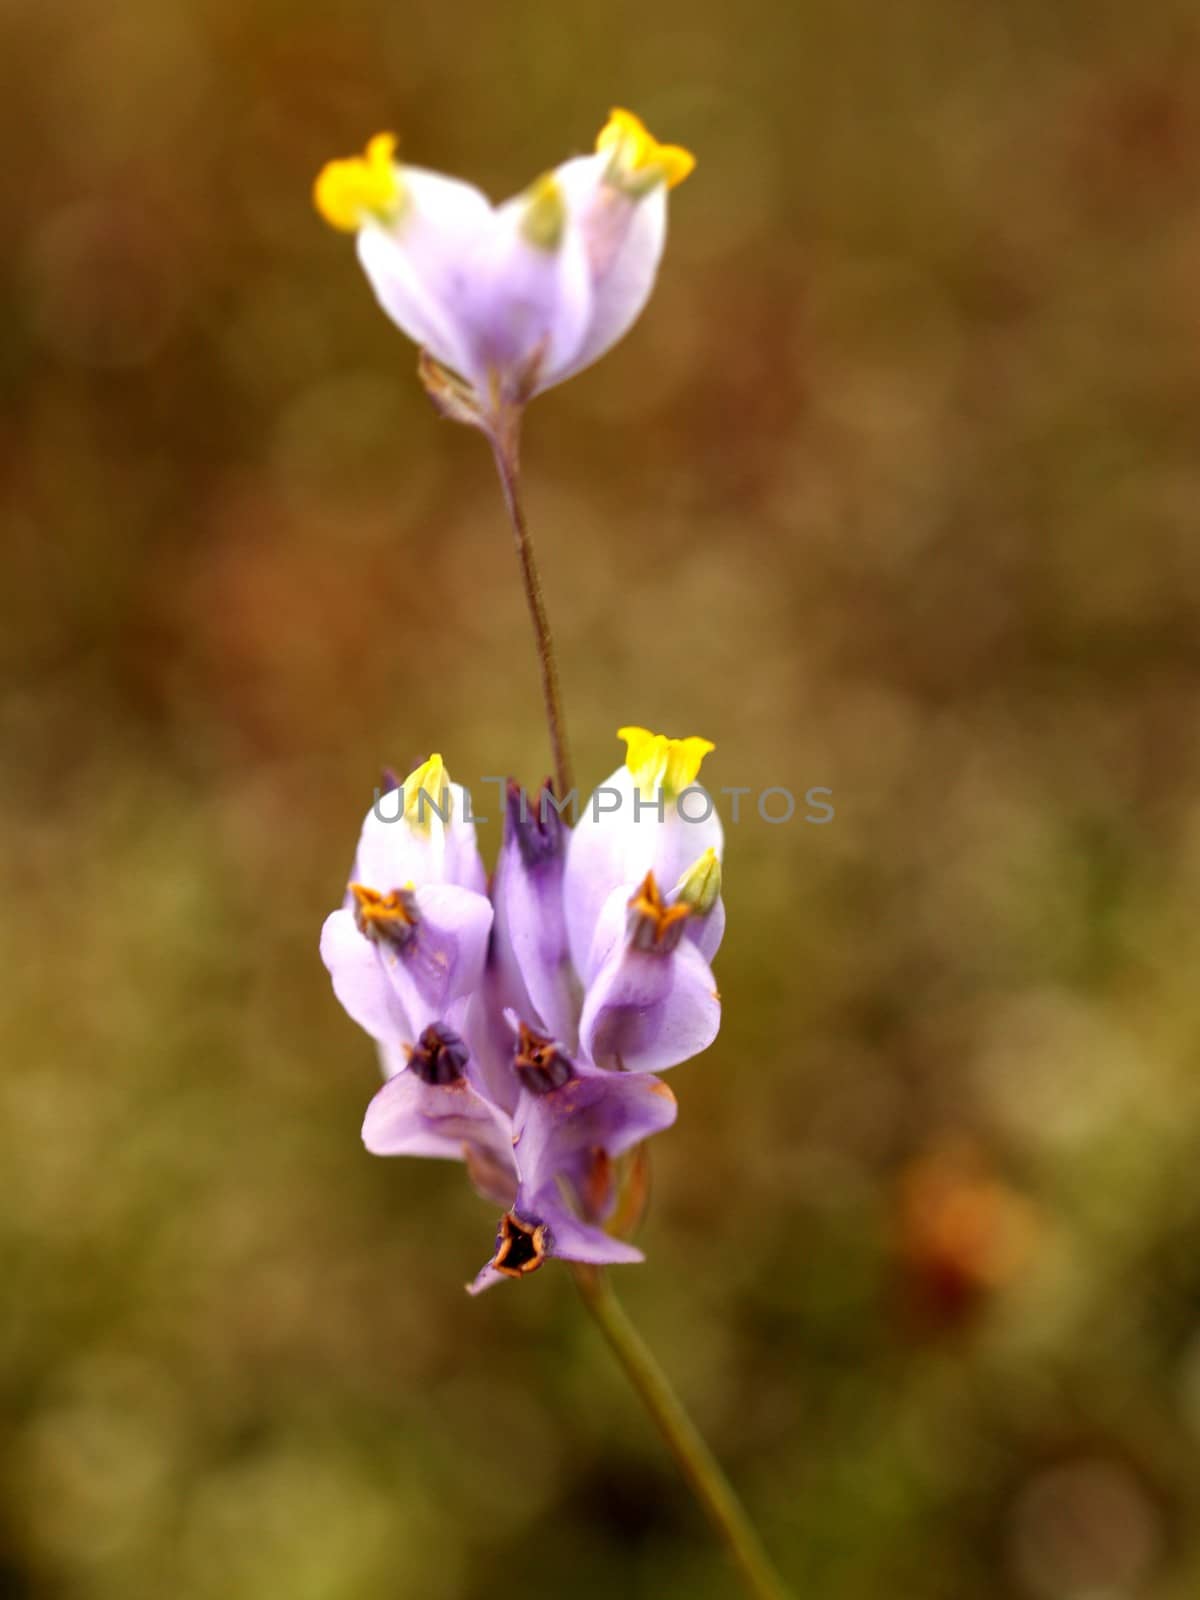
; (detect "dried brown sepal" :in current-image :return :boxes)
[509,335,548,407]
[607,1142,653,1241]
[580,1146,615,1223]
[417,350,486,431]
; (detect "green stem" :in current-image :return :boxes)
[573,1266,794,1600]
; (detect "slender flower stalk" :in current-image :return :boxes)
[574,1267,792,1600]
[489,414,574,802]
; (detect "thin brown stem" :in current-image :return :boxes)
[488,416,574,801]
[573,1266,794,1600]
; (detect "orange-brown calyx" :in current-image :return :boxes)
[350,883,418,947]
[581,1146,614,1223]
[491,1212,548,1278]
[628,871,691,954]
[514,1021,574,1095]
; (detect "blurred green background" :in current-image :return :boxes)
[4,0,1200,1594]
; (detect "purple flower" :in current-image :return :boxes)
[320,731,723,1288]
[321,882,493,1045]
[491,780,580,1050]
[563,725,724,979]
[312,112,695,428]
[363,1020,514,1192]
[470,1027,677,1293]
[578,871,722,1074]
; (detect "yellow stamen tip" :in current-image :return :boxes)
[401,753,451,830]
[313,132,403,232]
[596,108,695,192]
[618,725,715,800]
[675,847,722,915]
[521,172,567,251]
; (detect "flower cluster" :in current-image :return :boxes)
[313,109,694,429]
[320,729,723,1291]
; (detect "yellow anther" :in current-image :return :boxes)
[619,725,714,800]
[630,870,694,953]
[313,132,403,232]
[675,847,722,915]
[521,172,567,251]
[595,108,695,192]
[628,871,693,950]
[350,883,417,944]
[402,753,452,830]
